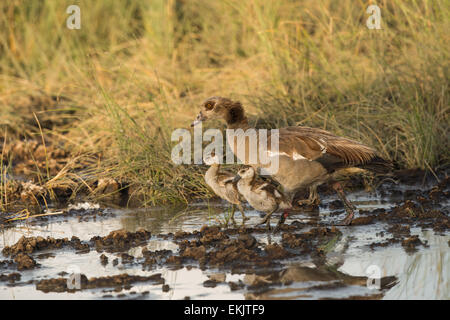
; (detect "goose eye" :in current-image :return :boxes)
[205,102,214,110]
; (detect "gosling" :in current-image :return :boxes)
[234,167,292,230]
[204,155,248,225]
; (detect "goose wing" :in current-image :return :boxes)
[267,126,378,168]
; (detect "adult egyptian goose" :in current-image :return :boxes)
[192,96,392,226]
[204,154,248,225]
[233,166,292,230]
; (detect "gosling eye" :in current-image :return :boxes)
[205,102,214,110]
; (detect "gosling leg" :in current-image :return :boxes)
[257,209,276,231]
[237,203,249,226]
[227,205,237,227]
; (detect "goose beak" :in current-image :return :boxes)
[191,113,206,127]
[191,119,202,127]
[232,175,241,183]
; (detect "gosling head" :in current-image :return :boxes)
[233,166,256,183]
[191,96,245,127]
[203,153,221,166]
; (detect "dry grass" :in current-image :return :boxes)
[0,0,448,208]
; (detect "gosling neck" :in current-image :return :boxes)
[239,175,255,188]
[205,164,220,177]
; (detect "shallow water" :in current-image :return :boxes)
[0,187,448,300]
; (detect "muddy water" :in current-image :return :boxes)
[0,186,449,300]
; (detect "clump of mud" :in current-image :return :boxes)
[0,272,21,284]
[2,235,89,257]
[142,224,342,273]
[173,226,273,270]
[91,228,151,253]
[356,176,450,239]
[14,253,37,270]
[282,227,342,255]
[36,273,165,293]
[141,248,174,269]
[401,235,428,253]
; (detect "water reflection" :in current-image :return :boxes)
[0,189,448,299]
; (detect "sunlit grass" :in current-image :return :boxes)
[0,0,448,208]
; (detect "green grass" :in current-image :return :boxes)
[0,0,448,208]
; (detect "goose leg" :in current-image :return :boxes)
[298,186,320,206]
[273,210,290,233]
[332,182,356,226]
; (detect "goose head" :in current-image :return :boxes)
[191,96,246,127]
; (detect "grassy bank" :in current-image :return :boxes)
[0,0,448,208]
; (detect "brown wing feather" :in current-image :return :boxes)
[268,126,378,165]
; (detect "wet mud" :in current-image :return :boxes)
[0,172,449,299]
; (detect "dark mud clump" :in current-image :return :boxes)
[120,253,135,264]
[369,238,401,250]
[142,248,174,269]
[175,226,275,269]
[2,235,89,257]
[90,228,151,253]
[264,243,292,260]
[36,273,165,293]
[0,260,15,270]
[282,227,342,255]
[14,253,37,270]
[358,177,450,234]
[162,284,170,292]
[401,235,428,253]
[99,254,108,266]
[329,200,344,210]
[370,223,429,253]
[0,272,21,284]
[162,225,340,272]
[350,216,375,226]
[387,224,411,237]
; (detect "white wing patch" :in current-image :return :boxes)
[292,152,307,160]
[267,150,308,161]
[267,150,290,158]
[318,138,327,154]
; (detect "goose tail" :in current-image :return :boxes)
[358,155,393,174]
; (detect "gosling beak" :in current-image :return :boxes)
[232,175,241,183]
